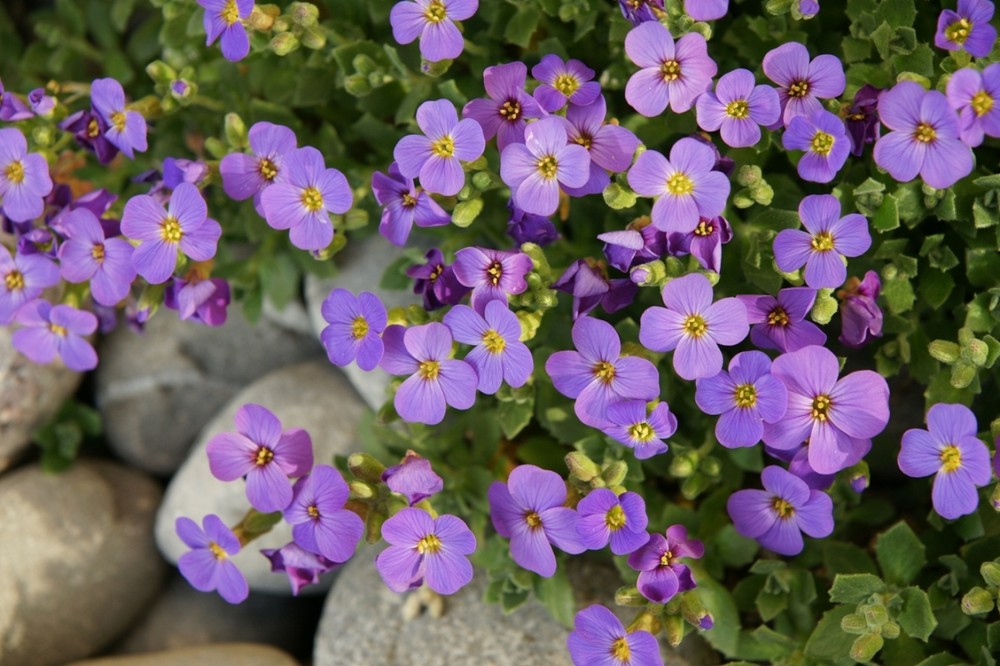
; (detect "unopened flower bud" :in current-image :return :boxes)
[961,586,995,615]
[626,611,662,635]
[422,58,453,78]
[224,112,248,149]
[566,451,600,483]
[841,612,867,635]
[881,621,900,639]
[405,304,430,324]
[601,461,628,488]
[950,361,977,389]
[349,480,377,500]
[289,2,319,26]
[965,338,989,366]
[145,60,177,84]
[615,586,649,606]
[751,182,774,206]
[680,593,713,630]
[980,561,1000,588]
[732,189,756,209]
[270,32,299,56]
[631,260,666,287]
[348,452,386,483]
[248,5,276,30]
[848,462,870,493]
[662,613,685,647]
[861,602,889,627]
[472,171,493,190]
[928,340,961,364]
[850,633,884,662]
[301,26,327,50]
[736,164,762,186]
[31,126,54,148]
[990,483,1000,511]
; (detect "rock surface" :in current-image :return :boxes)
[0,326,83,471]
[95,307,322,476]
[0,461,165,666]
[69,643,298,666]
[154,362,367,594]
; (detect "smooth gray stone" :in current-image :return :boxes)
[0,461,165,666]
[69,643,299,666]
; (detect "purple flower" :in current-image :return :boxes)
[58,208,136,307]
[59,109,119,165]
[12,300,98,371]
[560,96,640,197]
[843,84,882,156]
[500,117,590,216]
[768,444,840,492]
[946,65,1000,147]
[695,351,788,448]
[508,203,558,246]
[122,183,221,285]
[773,194,871,290]
[407,248,470,310]
[685,0,728,20]
[577,489,649,555]
[380,323,478,425]
[463,62,544,151]
[164,274,230,326]
[602,400,677,459]
[737,287,826,353]
[376,508,476,594]
[0,128,53,223]
[899,403,991,520]
[763,345,889,474]
[28,88,54,117]
[696,68,781,148]
[667,215,733,274]
[799,0,820,16]
[395,99,485,197]
[762,42,845,127]
[162,158,209,191]
[935,0,997,58]
[488,464,585,577]
[260,147,352,251]
[285,465,365,562]
[372,162,450,247]
[443,301,532,394]
[320,289,387,371]
[220,121,298,217]
[546,316,659,428]
[552,259,638,320]
[261,542,338,596]
[0,78,31,121]
[0,247,59,324]
[782,110,850,184]
[599,225,667,274]
[624,22,717,116]
[727,466,834,556]
[639,273,749,381]
[90,78,147,159]
[197,0,253,61]
[627,138,731,234]
[568,604,664,666]
[531,55,601,113]
[837,271,883,349]
[452,246,533,313]
[618,0,664,25]
[382,450,444,505]
[627,525,704,604]
[176,514,248,604]
[390,0,478,62]
[873,81,974,190]
[206,403,314,513]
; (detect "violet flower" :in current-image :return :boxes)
[627,525,704,604]
[452,246,533,313]
[560,95,640,197]
[395,99,485,197]
[28,88,55,117]
[320,288,387,371]
[667,215,733,274]
[696,68,780,148]
[164,274,230,326]
[762,42,846,127]
[946,65,1000,147]
[552,259,638,320]
[90,78,147,159]
[390,0,478,62]
[0,78,31,121]
[695,351,788,448]
[624,21,717,116]
[507,203,558,246]
[12,300,98,372]
[220,121,298,217]
[602,400,677,459]
[372,162,450,247]
[58,208,136,307]
[737,287,826,353]
[176,514,249,604]
[162,158,209,191]
[285,465,365,563]
[463,62,543,151]
[376,508,476,595]
[261,542,338,596]
[0,127,53,223]
[843,84,881,156]
[0,246,59,324]
[568,605,664,666]
[197,0,253,61]
[531,55,601,112]
[686,0,728,20]
[59,109,119,165]
[934,0,997,58]
[442,301,533,394]
[599,224,667,274]
[382,450,444,505]
[782,110,850,184]
[500,116,590,216]
[617,0,664,25]
[577,489,649,555]
[837,271,883,349]
[407,248,470,310]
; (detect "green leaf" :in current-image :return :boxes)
[896,587,938,641]
[755,588,788,621]
[829,573,887,604]
[876,0,917,28]
[919,270,955,310]
[259,252,300,309]
[876,522,926,586]
[822,541,879,575]
[504,6,540,47]
[883,277,916,314]
[805,605,855,661]
[698,575,743,657]
[533,567,575,628]
[497,399,534,439]
[873,194,900,232]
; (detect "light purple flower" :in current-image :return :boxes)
[627,525,704,604]
[407,248,470,310]
[285,465,365,562]
[782,110,850,183]
[624,22,717,116]
[764,345,889,474]
[177,514,249,604]
[260,146,352,251]
[462,62,544,151]
[382,450,444,505]
[220,121,298,217]
[376,508,476,595]
[667,215,733,274]
[545,316,659,428]
[443,301,532,394]
[568,604,664,666]
[560,96,640,197]
[162,158,209,191]
[12,300,98,372]
[0,128,53,223]
[28,88,54,117]
[488,464,585,577]
[261,542,338,596]
[935,0,997,58]
[773,194,871,289]
[197,0,253,61]
[838,272,883,349]
[0,245,59,324]
[372,162,450,247]
[762,42,845,126]
[452,246,534,313]
[696,68,781,148]
[90,78,147,159]
[390,0,478,62]
[628,138,731,234]
[500,117,590,216]
[799,0,820,16]
[552,259,638,320]
[395,99,485,197]
[58,208,136,307]
[532,55,601,113]
[320,289,387,371]
[685,0,728,20]
[737,287,827,353]
[695,351,788,448]
[602,400,677,459]
[0,78,32,121]
[946,65,1000,147]
[206,403,314,513]
[727,466,834,556]
[380,323,478,425]
[164,274,230,326]
[577,489,649,555]
[873,81,974,189]
[639,273,749,381]
[899,403,991,520]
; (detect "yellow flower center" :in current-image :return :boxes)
[946,18,972,45]
[767,306,790,327]
[772,497,795,519]
[574,134,593,150]
[87,118,101,138]
[605,504,627,531]
[301,186,325,212]
[788,80,810,98]
[429,264,443,282]
[537,155,559,179]
[553,73,580,96]
[110,111,127,132]
[659,550,674,567]
[525,511,543,529]
[160,216,183,243]
[913,122,937,144]
[940,445,962,473]
[482,329,506,354]
[810,131,835,156]
[431,135,455,158]
[307,505,321,519]
[4,160,25,185]
[258,157,278,181]
[351,316,369,340]
[694,219,714,236]
[424,0,447,22]
[610,637,631,662]
[417,534,442,554]
[734,384,757,408]
[971,90,994,117]
[486,260,503,285]
[209,542,228,560]
[401,192,418,208]
[666,172,694,196]
[811,394,832,421]
[419,360,441,380]
[660,59,682,82]
[683,314,708,338]
[91,244,105,262]
[725,99,750,119]
[593,360,617,384]
[220,0,241,25]
[499,100,521,121]
[810,231,835,252]
[49,323,68,337]
[255,446,275,466]
[4,270,24,291]
[628,421,655,443]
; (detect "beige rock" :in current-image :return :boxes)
[69,643,298,666]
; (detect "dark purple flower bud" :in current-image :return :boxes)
[261,542,339,595]
[837,271,883,349]
[59,109,119,165]
[842,85,881,157]
[552,259,637,320]
[27,88,55,117]
[617,0,664,24]
[406,248,470,311]
[507,203,558,246]
[382,450,444,505]
[599,220,667,273]
[17,228,58,258]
